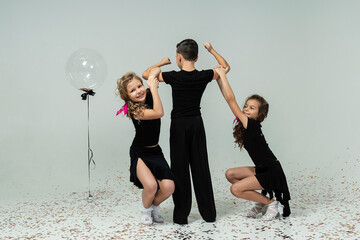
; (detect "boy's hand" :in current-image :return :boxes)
[160,57,171,66]
[147,76,159,90]
[204,42,213,52]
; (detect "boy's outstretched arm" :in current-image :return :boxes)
[136,67,164,120]
[215,67,248,128]
[204,42,230,80]
[142,57,171,82]
[137,74,164,120]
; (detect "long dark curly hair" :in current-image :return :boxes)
[233,94,269,149]
[116,72,147,120]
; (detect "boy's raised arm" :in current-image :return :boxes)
[142,57,171,81]
[204,42,230,80]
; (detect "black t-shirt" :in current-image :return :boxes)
[162,69,214,119]
[131,89,161,146]
[243,118,277,167]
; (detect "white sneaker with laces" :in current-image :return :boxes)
[151,204,164,223]
[245,202,265,218]
[261,200,284,221]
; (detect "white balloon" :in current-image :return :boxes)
[66,48,107,90]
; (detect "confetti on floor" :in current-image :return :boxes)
[1,164,359,239]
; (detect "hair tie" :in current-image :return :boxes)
[233,117,239,124]
[116,103,128,116]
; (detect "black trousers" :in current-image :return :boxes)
[170,116,216,224]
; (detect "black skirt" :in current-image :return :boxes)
[130,145,174,189]
[255,160,291,217]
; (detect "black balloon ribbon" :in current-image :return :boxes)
[81,89,96,201]
[81,90,96,100]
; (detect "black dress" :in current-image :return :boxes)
[244,118,291,217]
[128,89,174,189]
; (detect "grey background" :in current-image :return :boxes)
[1,0,359,200]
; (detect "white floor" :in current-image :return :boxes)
[1,167,360,240]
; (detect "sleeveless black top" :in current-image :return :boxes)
[243,118,277,167]
[131,89,161,146]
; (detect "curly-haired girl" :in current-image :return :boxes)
[116,68,174,225]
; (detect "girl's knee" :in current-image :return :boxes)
[230,184,236,195]
[143,181,158,195]
[230,184,244,197]
[162,180,175,195]
[225,169,234,181]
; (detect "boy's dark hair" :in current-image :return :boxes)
[176,39,198,61]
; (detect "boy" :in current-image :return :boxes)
[142,39,230,224]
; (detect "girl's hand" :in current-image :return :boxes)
[214,66,229,77]
[204,42,213,52]
[147,76,159,90]
[160,57,171,65]
[149,67,161,77]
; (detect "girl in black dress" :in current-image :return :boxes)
[116,68,174,225]
[215,66,291,220]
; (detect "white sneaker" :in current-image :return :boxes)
[245,202,265,218]
[140,204,153,225]
[261,201,283,221]
[151,204,164,223]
